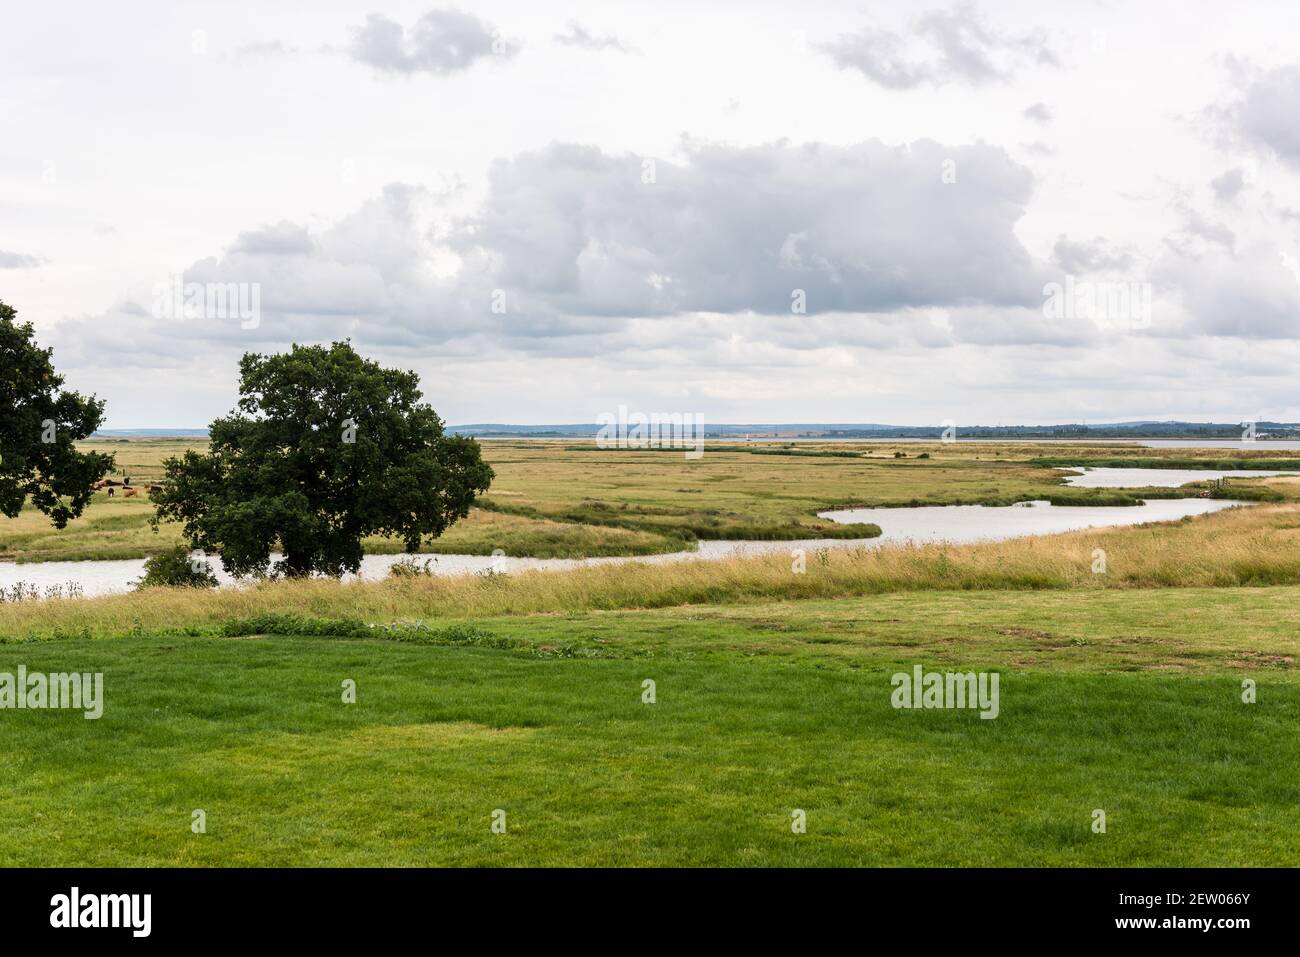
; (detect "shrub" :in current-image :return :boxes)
[388,556,437,578]
[134,545,218,590]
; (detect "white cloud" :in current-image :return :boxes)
[0,250,44,269]
[348,8,514,76]
[1221,64,1300,169]
[822,3,1056,89]
[553,21,634,54]
[1211,167,1247,203]
[1051,236,1135,274]
[1022,102,1051,123]
[1154,239,1300,339]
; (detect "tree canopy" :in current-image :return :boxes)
[0,299,113,527]
[152,341,494,577]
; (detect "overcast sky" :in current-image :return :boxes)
[4,1,1300,427]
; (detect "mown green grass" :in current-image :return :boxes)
[0,586,1296,866]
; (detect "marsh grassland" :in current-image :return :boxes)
[1,439,1297,865]
[7,437,1295,563]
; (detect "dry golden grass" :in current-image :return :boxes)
[5,502,1299,640]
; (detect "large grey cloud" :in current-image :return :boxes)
[52,138,1054,367]
[460,139,1047,318]
[348,8,514,76]
[822,4,1056,89]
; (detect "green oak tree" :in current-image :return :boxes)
[152,341,494,578]
[0,299,113,527]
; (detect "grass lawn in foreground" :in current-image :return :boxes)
[1,586,1295,867]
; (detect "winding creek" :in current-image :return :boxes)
[0,466,1270,597]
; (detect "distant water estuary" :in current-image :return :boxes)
[1,497,1239,599]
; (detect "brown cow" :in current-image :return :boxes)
[122,487,140,498]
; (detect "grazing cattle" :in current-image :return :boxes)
[107,487,114,497]
[122,487,140,498]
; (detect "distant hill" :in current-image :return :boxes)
[92,429,210,438]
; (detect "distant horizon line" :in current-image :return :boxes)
[91,419,1300,436]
